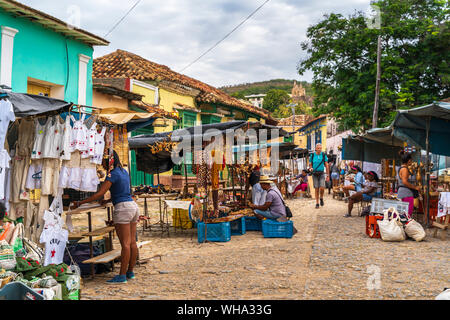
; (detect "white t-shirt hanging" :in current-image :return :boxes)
[40,226,69,266]
[0,149,11,200]
[0,99,15,149]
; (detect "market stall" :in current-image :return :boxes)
[0,90,159,297]
[128,121,293,242]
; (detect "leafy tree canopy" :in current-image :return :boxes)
[298,0,449,133]
[262,89,290,113]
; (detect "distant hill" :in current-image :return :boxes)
[220,79,313,97]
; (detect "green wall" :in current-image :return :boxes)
[0,10,94,105]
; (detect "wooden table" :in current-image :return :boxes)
[137,193,179,236]
[66,203,115,279]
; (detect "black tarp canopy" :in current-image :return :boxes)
[7,92,72,117]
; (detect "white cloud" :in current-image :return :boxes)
[19,0,369,87]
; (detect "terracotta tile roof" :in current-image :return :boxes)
[93,49,273,121]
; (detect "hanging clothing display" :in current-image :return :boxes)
[42,116,65,159]
[31,118,49,159]
[0,149,11,200]
[0,99,15,149]
[25,160,43,191]
[91,126,106,165]
[17,119,35,157]
[40,225,68,267]
[69,114,88,153]
[59,151,99,192]
[82,120,97,159]
[41,159,61,196]
[60,115,72,161]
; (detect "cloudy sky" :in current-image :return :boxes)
[20,0,371,87]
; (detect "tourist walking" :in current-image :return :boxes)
[308,143,329,209]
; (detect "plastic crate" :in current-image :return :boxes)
[262,220,293,238]
[230,217,246,236]
[365,215,383,238]
[370,198,409,215]
[197,222,231,243]
[0,282,44,300]
[245,216,262,231]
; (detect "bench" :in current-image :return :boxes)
[82,241,152,264]
[82,226,115,237]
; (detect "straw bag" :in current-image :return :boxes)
[405,219,426,242]
[0,240,16,270]
[377,208,406,241]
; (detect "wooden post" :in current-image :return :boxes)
[87,212,94,279]
[425,117,431,228]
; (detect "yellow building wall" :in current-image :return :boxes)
[92,91,129,110]
[132,82,157,106]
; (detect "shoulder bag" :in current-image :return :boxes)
[268,189,293,218]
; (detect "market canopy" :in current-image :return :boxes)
[342,136,402,163]
[362,127,405,147]
[6,92,72,117]
[392,101,450,156]
[95,106,156,125]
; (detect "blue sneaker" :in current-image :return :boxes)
[106,275,127,284]
[126,271,135,279]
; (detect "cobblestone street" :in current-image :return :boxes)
[80,194,449,300]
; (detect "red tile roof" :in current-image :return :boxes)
[93,50,273,121]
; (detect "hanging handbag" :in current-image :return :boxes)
[377,208,406,242]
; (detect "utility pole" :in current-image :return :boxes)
[288,103,297,134]
[372,35,382,128]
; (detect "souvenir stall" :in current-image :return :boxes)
[391,101,450,236]
[0,91,80,300]
[0,91,157,299]
[129,121,291,241]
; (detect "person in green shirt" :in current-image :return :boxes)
[308,144,330,209]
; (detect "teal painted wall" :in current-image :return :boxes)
[0,10,94,105]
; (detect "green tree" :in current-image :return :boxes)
[263,89,290,113]
[231,91,245,99]
[298,0,449,133]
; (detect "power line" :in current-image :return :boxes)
[104,0,142,38]
[179,0,271,73]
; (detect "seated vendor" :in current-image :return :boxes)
[248,176,286,220]
[343,166,365,199]
[344,171,379,217]
[293,170,309,194]
[249,167,266,206]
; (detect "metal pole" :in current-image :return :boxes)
[372,35,382,129]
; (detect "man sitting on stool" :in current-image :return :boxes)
[248,176,287,222]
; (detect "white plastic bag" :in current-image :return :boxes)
[377,207,406,241]
[404,219,426,241]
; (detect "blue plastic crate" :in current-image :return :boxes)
[262,220,293,238]
[230,217,246,236]
[245,216,262,231]
[197,222,231,243]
